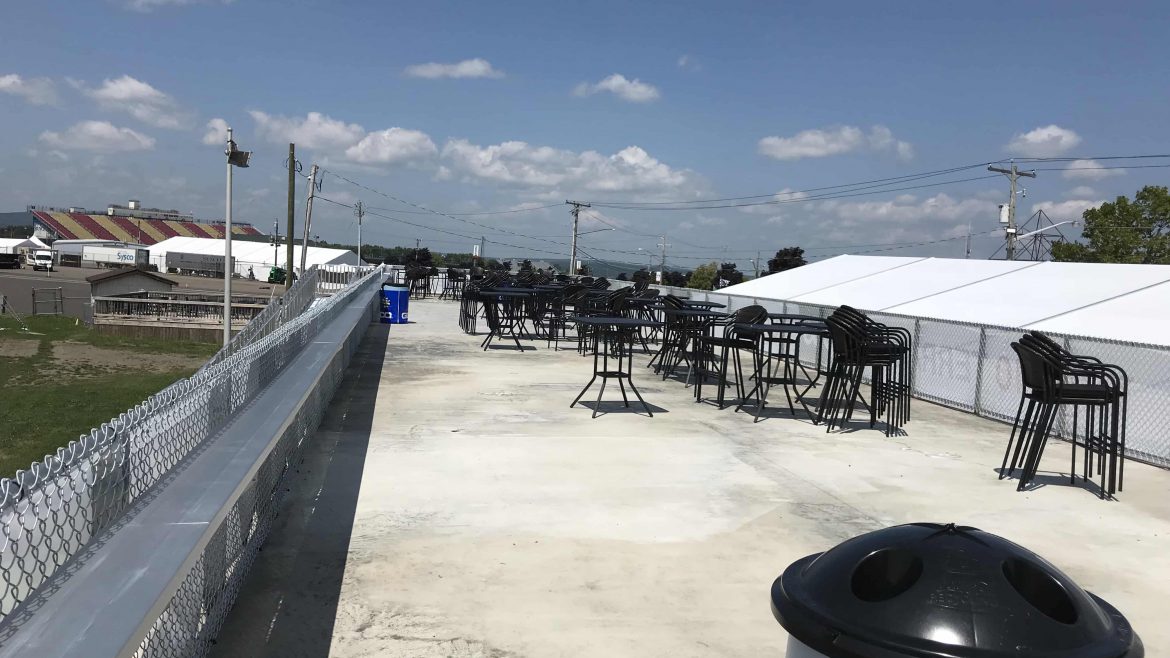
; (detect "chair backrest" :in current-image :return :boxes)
[1011,341,1058,394]
[605,286,633,314]
[632,280,649,294]
[733,304,768,325]
[660,294,686,310]
[639,288,660,299]
[592,277,611,290]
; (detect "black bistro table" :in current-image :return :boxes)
[570,316,663,417]
[683,300,727,309]
[734,322,831,421]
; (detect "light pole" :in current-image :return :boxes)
[223,127,250,347]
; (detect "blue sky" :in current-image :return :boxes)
[2,0,1168,266]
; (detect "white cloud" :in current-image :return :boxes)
[78,75,191,128]
[125,0,232,11]
[345,127,438,164]
[758,125,912,161]
[440,139,695,195]
[1005,124,1081,157]
[818,192,992,224]
[249,110,365,150]
[1061,158,1125,180]
[677,55,700,71]
[0,74,58,105]
[739,189,810,214]
[39,120,155,151]
[573,74,660,103]
[1032,198,1103,220]
[404,58,504,79]
[202,118,229,145]
[1066,185,1096,197]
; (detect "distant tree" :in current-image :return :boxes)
[519,258,533,273]
[1052,186,1170,264]
[632,268,651,284]
[663,270,689,287]
[767,247,807,273]
[396,247,433,267]
[717,262,744,287]
[617,272,629,281]
[487,259,509,272]
[687,262,719,290]
[577,263,591,276]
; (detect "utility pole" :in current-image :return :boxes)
[988,161,1036,261]
[272,219,279,266]
[566,200,591,276]
[964,222,972,259]
[285,143,295,290]
[299,164,319,275]
[354,201,364,264]
[480,236,485,267]
[224,127,233,347]
[222,127,250,346]
[416,238,420,249]
[656,235,672,284]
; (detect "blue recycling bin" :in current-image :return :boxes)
[380,284,410,324]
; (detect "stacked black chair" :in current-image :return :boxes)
[1000,333,1127,498]
[441,268,466,300]
[819,306,911,436]
[648,294,689,375]
[694,305,768,408]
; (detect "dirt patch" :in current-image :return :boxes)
[0,340,39,358]
[51,341,208,373]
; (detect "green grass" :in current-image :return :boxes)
[0,315,220,357]
[0,316,218,475]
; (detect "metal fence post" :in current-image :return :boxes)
[973,327,987,415]
[910,318,922,395]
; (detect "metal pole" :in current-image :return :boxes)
[569,205,579,276]
[988,162,1035,261]
[355,201,363,264]
[300,164,318,274]
[223,127,233,347]
[286,143,295,290]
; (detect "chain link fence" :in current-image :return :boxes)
[653,285,1170,469]
[0,265,382,630]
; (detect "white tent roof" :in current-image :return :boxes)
[717,255,1170,346]
[148,236,360,274]
[0,238,35,253]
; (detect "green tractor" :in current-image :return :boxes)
[267,266,287,285]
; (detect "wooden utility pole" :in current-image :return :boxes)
[566,200,590,275]
[988,162,1036,261]
[354,201,364,263]
[286,143,296,289]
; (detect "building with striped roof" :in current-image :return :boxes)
[26,202,263,246]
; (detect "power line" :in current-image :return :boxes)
[585,161,995,206]
[590,174,1001,211]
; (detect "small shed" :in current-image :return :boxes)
[87,267,178,298]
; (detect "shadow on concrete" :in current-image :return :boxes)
[212,323,390,658]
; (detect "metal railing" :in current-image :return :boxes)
[91,296,266,326]
[649,284,1170,469]
[0,265,382,627]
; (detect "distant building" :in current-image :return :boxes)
[87,267,178,298]
[26,200,263,246]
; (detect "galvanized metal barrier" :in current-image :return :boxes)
[0,266,382,638]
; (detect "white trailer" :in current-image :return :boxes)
[82,246,149,269]
[165,251,235,277]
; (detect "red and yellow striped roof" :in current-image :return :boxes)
[32,211,262,245]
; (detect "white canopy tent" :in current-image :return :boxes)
[718,255,1170,347]
[147,236,363,277]
[0,238,36,254]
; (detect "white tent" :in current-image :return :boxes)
[0,238,35,254]
[718,255,1170,346]
[147,236,362,277]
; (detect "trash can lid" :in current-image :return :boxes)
[771,523,1142,658]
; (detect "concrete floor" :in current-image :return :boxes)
[215,298,1170,657]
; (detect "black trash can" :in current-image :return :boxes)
[771,522,1142,657]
